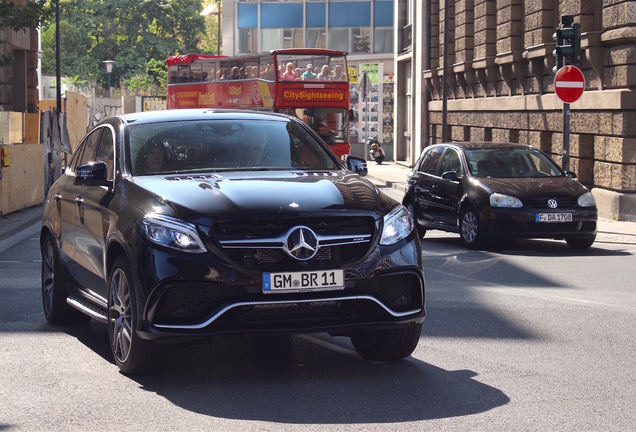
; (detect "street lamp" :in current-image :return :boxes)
[103,60,114,98]
[200,0,222,55]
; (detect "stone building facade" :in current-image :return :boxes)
[0,0,40,114]
[396,0,636,220]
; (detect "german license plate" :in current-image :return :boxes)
[263,269,344,293]
[536,213,573,222]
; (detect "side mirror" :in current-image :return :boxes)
[342,154,368,177]
[566,171,576,179]
[75,161,110,187]
[441,170,459,181]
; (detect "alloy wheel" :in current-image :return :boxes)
[461,210,479,244]
[109,268,133,365]
[41,239,55,316]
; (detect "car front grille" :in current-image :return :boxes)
[522,197,578,209]
[213,216,376,271]
[214,217,375,240]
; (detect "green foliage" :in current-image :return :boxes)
[0,0,52,30]
[0,0,52,67]
[122,59,168,95]
[39,0,206,95]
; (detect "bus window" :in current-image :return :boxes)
[202,60,215,81]
[178,65,191,83]
[168,65,178,84]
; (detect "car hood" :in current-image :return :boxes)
[476,176,588,198]
[133,170,394,221]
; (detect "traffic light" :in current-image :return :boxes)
[553,16,581,72]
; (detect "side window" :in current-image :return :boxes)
[95,126,115,181]
[79,129,102,167]
[439,149,462,175]
[420,146,444,175]
[70,129,101,172]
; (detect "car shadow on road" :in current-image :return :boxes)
[120,333,509,424]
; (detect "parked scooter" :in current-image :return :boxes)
[368,138,385,164]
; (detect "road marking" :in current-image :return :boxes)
[0,222,40,254]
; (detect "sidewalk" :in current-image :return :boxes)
[1,163,635,245]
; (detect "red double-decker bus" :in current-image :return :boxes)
[166,49,351,157]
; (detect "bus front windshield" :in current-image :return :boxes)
[276,54,348,82]
[282,108,348,146]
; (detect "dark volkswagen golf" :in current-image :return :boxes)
[403,142,597,249]
[40,109,425,374]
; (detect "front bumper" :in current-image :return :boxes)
[137,235,425,341]
[481,207,597,239]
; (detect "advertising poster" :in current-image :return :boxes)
[359,63,382,143]
[348,66,359,144]
[382,76,394,146]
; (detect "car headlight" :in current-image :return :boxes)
[140,214,206,253]
[578,192,596,207]
[490,193,522,208]
[380,205,414,245]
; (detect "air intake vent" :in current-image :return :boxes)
[165,174,220,181]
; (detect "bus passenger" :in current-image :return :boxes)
[318,65,331,80]
[302,64,317,80]
[333,65,346,81]
[282,62,296,80]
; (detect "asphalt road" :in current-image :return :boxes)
[1,215,636,431]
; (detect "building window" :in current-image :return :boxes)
[328,27,371,53]
[262,28,303,51]
[374,28,393,53]
[352,27,371,54]
[306,28,326,48]
[329,28,349,52]
[262,28,282,52]
[239,28,258,53]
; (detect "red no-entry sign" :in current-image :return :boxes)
[554,66,585,104]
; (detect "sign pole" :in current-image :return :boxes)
[562,102,570,172]
[553,65,584,173]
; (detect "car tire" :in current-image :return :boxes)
[565,235,596,250]
[351,323,422,362]
[108,256,163,375]
[405,202,426,239]
[41,234,91,325]
[460,206,485,249]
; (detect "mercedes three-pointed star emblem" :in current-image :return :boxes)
[285,226,319,260]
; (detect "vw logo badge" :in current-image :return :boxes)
[285,226,319,260]
[548,199,558,209]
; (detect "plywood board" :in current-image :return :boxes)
[0,112,23,144]
[39,93,89,153]
[64,92,89,152]
[0,144,45,215]
[24,113,39,144]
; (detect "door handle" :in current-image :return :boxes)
[54,193,62,202]
[75,196,84,206]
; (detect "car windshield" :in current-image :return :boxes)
[464,148,563,178]
[128,119,340,175]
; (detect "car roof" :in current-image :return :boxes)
[117,109,293,126]
[432,141,535,151]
